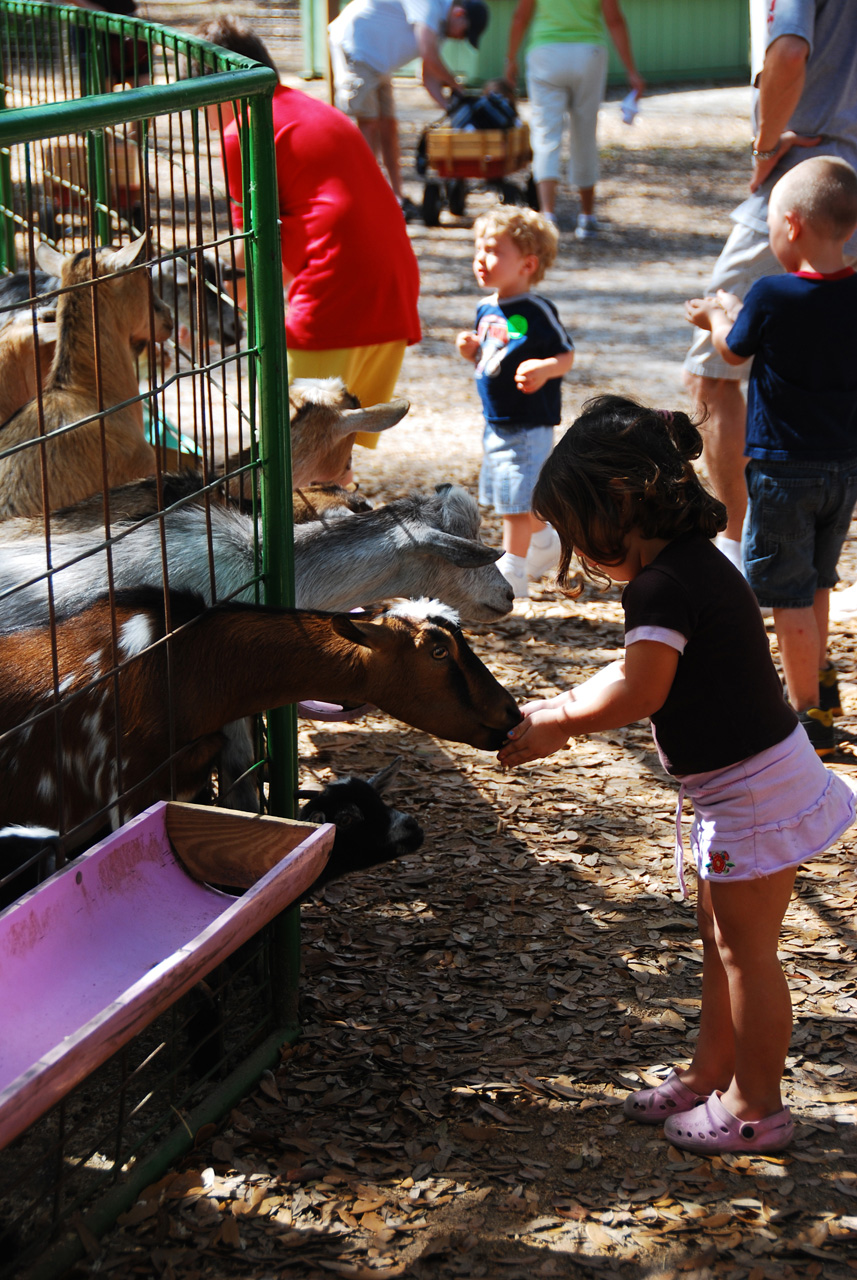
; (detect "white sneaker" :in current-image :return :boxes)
[714,534,744,575]
[526,525,561,580]
[830,582,857,618]
[496,552,529,599]
[575,214,599,240]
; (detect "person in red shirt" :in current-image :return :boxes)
[197,17,420,458]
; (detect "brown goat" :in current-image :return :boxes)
[0,235,172,519]
[0,591,520,837]
[223,377,409,502]
[0,315,58,426]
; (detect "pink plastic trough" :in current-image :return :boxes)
[0,800,335,1150]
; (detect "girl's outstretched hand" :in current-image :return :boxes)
[497,705,571,767]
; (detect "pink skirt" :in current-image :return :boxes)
[674,726,856,895]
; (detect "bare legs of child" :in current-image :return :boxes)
[503,511,545,558]
[624,865,797,1152]
[496,513,561,599]
[682,868,796,1116]
[774,589,838,755]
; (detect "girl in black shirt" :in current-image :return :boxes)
[499,395,855,1155]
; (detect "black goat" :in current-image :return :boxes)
[0,825,60,909]
[297,757,424,892]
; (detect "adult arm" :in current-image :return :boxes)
[601,0,645,96]
[414,22,459,107]
[504,0,535,86]
[751,33,818,192]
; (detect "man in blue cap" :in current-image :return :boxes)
[329,0,489,218]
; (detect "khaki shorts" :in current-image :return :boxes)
[683,220,780,381]
[329,42,395,120]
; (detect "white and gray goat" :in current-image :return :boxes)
[0,478,513,628]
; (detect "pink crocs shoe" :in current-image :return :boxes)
[622,1070,708,1125]
[664,1092,794,1155]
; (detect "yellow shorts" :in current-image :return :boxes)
[287,341,407,449]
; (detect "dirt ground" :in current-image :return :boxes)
[76,35,857,1280]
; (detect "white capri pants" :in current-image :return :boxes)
[525,42,608,188]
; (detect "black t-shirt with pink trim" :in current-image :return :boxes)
[622,536,797,776]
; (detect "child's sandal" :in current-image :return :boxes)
[622,1071,708,1124]
[663,1092,794,1155]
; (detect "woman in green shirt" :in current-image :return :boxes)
[506,0,643,238]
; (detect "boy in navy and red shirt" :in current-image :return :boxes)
[686,156,857,755]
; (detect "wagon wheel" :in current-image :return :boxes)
[422,181,443,227]
[445,178,467,217]
[498,179,523,207]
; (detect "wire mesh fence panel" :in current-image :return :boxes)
[0,4,299,1271]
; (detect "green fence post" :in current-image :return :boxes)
[245,79,302,1031]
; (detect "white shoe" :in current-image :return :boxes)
[714,534,744,575]
[526,525,561,580]
[830,583,857,618]
[496,552,529,599]
[575,214,599,240]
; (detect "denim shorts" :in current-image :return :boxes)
[479,423,554,515]
[743,457,857,608]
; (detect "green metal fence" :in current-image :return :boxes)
[0,4,302,1273]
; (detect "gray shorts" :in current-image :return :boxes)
[683,221,781,382]
[329,42,395,120]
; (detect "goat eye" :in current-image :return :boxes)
[431,644,448,660]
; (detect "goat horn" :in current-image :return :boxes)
[339,399,409,433]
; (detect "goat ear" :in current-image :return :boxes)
[339,398,409,435]
[34,241,68,276]
[370,756,403,795]
[413,527,502,568]
[105,232,149,271]
[330,612,382,649]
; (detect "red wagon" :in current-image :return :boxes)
[420,121,537,225]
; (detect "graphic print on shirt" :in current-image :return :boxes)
[475,312,529,379]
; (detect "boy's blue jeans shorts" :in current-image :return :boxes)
[479,423,554,516]
[743,457,857,609]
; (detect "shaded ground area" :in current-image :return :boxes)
[78,19,857,1280]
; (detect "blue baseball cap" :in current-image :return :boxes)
[460,0,489,49]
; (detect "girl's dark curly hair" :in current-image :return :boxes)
[533,395,727,596]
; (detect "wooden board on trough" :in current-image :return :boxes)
[0,801,334,1150]
[425,123,532,179]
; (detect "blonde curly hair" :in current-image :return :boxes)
[473,206,559,285]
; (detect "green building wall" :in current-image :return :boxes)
[302,0,750,86]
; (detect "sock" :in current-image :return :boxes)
[530,525,555,549]
[498,552,527,572]
[714,535,743,573]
